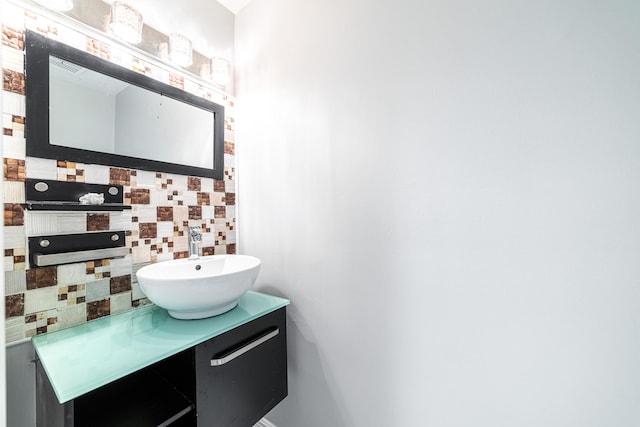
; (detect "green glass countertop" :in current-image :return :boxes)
[32,291,290,403]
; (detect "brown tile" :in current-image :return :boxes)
[214,180,225,192]
[110,275,131,294]
[4,158,26,181]
[197,192,210,206]
[4,203,24,226]
[87,299,110,321]
[224,141,235,155]
[157,206,173,221]
[139,223,157,238]
[3,69,25,95]
[188,206,202,220]
[131,188,150,204]
[87,213,110,231]
[188,177,201,191]
[2,25,24,50]
[224,193,235,206]
[86,38,110,59]
[226,244,236,254]
[202,246,215,256]
[214,206,226,219]
[173,251,188,259]
[110,168,131,186]
[26,267,58,289]
[169,73,184,89]
[5,294,24,318]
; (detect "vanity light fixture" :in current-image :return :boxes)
[169,33,193,67]
[109,1,143,44]
[32,0,73,11]
[211,57,231,87]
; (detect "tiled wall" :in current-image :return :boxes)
[2,4,237,343]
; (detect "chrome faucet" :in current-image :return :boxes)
[188,226,202,259]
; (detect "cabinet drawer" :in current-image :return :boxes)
[195,307,288,427]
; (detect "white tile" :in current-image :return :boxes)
[2,46,24,73]
[212,192,224,205]
[3,226,25,250]
[214,245,227,255]
[135,206,157,222]
[226,230,236,244]
[3,181,25,203]
[2,135,26,160]
[5,270,27,295]
[25,212,86,235]
[4,257,14,272]
[224,128,234,143]
[110,211,132,231]
[172,236,188,253]
[202,206,215,220]
[202,232,215,247]
[83,165,111,185]
[26,157,57,179]
[55,27,86,51]
[24,211,57,235]
[171,175,188,191]
[110,292,132,315]
[156,222,173,238]
[201,178,214,192]
[173,206,189,224]
[109,256,132,278]
[150,189,169,205]
[135,170,157,188]
[131,282,146,300]
[182,192,197,206]
[86,278,110,303]
[24,287,58,314]
[224,153,236,169]
[156,252,174,262]
[3,3,26,28]
[57,213,87,234]
[131,245,151,264]
[225,205,236,220]
[225,179,236,193]
[57,263,86,286]
[2,91,25,116]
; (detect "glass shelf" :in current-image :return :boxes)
[32,291,290,403]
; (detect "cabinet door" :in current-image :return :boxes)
[195,307,287,426]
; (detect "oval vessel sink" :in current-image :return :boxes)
[136,255,261,319]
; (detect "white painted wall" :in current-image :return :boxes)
[235,1,640,426]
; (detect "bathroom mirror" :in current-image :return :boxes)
[25,30,225,179]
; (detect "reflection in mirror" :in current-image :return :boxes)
[26,30,224,179]
[49,56,215,169]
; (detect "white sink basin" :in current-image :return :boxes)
[136,255,261,319]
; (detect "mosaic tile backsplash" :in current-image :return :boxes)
[2,5,237,343]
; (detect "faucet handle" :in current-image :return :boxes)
[188,225,202,241]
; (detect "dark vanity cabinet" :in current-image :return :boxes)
[35,304,288,427]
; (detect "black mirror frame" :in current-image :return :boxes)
[25,30,225,180]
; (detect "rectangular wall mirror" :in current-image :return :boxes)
[25,30,225,179]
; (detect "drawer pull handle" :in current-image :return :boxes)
[210,328,279,366]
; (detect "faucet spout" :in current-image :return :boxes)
[188,226,202,259]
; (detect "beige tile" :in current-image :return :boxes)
[57,263,86,286]
[86,278,110,303]
[5,317,25,343]
[24,287,58,314]
[57,304,87,330]
[110,292,132,315]
[4,270,26,295]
